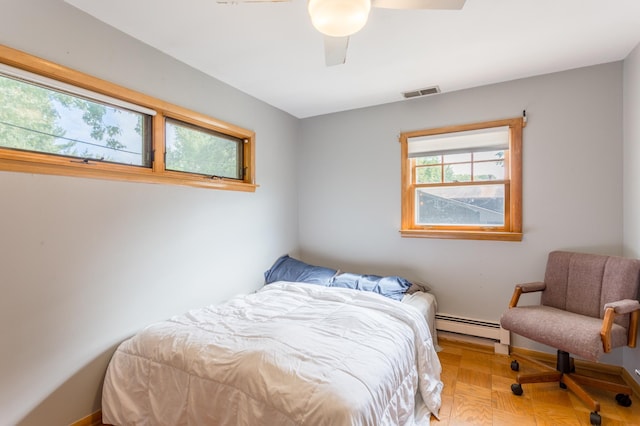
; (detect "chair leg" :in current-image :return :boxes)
[561,374,600,413]
[508,350,634,426]
[510,352,562,384]
[569,372,634,408]
[510,352,556,373]
[517,371,562,384]
[569,373,633,396]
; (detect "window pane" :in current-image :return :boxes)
[165,119,242,179]
[444,163,471,183]
[416,165,442,184]
[416,184,505,226]
[0,74,151,166]
[416,155,440,166]
[474,149,505,161]
[474,160,505,181]
[443,152,471,163]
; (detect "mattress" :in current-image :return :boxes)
[402,291,439,351]
[102,282,442,425]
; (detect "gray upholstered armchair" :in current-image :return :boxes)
[500,250,640,426]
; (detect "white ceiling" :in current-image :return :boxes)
[64,0,640,119]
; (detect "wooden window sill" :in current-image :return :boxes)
[400,229,523,241]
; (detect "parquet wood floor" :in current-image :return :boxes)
[433,337,640,425]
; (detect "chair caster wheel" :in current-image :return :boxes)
[589,411,601,425]
[511,383,523,396]
[615,393,632,407]
[510,360,519,371]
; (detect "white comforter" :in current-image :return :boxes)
[102,282,442,425]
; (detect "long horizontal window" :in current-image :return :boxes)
[0,45,256,192]
[400,117,524,241]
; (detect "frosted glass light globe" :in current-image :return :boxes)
[308,0,371,37]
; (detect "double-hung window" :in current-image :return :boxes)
[399,117,524,241]
[0,45,256,191]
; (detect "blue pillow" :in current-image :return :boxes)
[264,255,337,286]
[330,273,411,301]
[264,255,413,301]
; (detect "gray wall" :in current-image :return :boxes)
[299,62,625,359]
[2,1,639,423]
[0,1,300,425]
[623,42,640,385]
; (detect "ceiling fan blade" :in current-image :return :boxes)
[324,36,349,67]
[372,0,465,10]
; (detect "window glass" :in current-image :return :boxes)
[416,184,505,226]
[416,164,441,184]
[443,152,471,163]
[473,159,505,181]
[416,155,439,166]
[0,74,151,166]
[444,163,472,183]
[165,118,243,179]
[474,149,504,161]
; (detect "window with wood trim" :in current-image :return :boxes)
[0,45,256,192]
[399,117,524,241]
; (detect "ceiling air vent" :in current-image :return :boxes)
[402,86,441,99]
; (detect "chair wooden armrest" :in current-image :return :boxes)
[509,281,546,308]
[600,300,640,352]
[631,310,639,348]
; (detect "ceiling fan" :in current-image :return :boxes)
[217,0,466,66]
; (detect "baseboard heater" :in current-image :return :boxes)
[435,313,510,353]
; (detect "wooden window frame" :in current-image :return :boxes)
[0,45,257,192]
[399,117,524,241]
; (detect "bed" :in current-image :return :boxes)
[102,258,442,425]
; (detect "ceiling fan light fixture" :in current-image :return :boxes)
[308,0,371,38]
